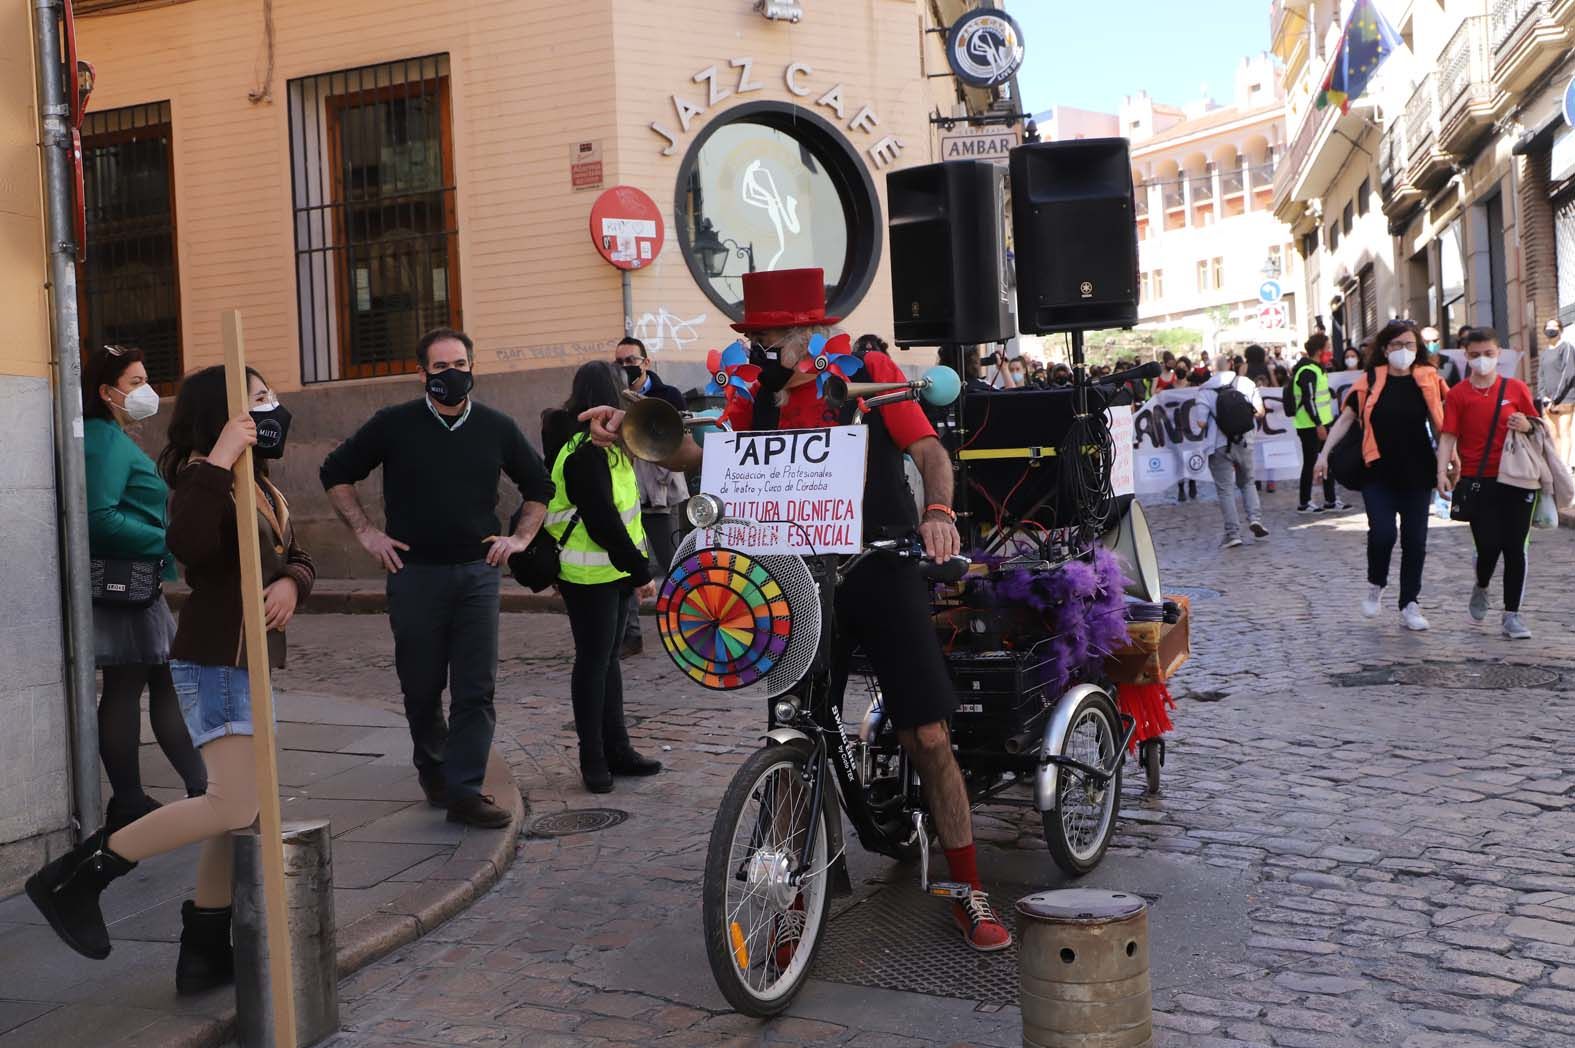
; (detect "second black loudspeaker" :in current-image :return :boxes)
[887,159,1012,347]
[1010,138,1139,334]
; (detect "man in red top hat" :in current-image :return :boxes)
[580,268,1012,954]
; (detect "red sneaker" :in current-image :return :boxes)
[770,896,806,970]
[952,889,1012,952]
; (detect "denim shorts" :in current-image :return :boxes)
[171,661,254,747]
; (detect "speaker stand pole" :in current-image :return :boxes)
[1070,329,1089,417]
[944,342,973,551]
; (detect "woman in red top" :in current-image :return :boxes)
[1437,329,1540,639]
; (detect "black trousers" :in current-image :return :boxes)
[387,562,500,799]
[1363,482,1431,608]
[1298,427,1336,506]
[561,579,634,769]
[1468,479,1536,612]
[624,509,678,643]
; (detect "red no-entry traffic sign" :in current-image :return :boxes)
[590,186,665,271]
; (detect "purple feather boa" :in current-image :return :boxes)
[960,548,1132,698]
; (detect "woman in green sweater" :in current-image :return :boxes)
[82,346,207,830]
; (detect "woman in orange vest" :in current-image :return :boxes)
[1314,320,1451,632]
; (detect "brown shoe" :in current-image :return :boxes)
[418,772,448,809]
[446,793,511,829]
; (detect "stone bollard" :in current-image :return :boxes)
[233,819,340,1048]
[1016,889,1152,1048]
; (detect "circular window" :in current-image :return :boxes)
[675,102,882,324]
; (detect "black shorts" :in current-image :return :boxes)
[834,552,955,730]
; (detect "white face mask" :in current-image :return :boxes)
[1344,356,1360,369]
[1387,347,1416,371]
[1469,354,1498,376]
[114,383,160,421]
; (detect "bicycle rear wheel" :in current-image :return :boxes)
[702,740,831,1017]
[1042,690,1123,876]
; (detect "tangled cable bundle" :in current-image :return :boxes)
[964,547,1131,698]
[1059,409,1117,537]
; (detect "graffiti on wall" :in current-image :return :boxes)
[632,307,708,353]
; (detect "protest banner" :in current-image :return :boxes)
[699,426,869,554]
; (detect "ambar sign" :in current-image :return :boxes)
[938,125,1017,163]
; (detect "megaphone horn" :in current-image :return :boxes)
[619,394,707,463]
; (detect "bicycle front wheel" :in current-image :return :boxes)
[1042,689,1123,877]
[702,740,831,1017]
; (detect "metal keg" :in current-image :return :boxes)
[1016,889,1152,1048]
[233,819,340,1047]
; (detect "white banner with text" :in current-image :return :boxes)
[700,426,869,554]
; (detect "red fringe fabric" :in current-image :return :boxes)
[1117,682,1175,751]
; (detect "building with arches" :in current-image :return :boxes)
[1125,54,1300,350]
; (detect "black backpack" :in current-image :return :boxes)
[1214,378,1257,440]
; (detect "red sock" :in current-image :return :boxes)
[944,844,982,891]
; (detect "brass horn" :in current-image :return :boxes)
[619,393,708,463]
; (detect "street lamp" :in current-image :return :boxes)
[692,219,756,279]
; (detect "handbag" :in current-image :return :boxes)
[506,506,579,593]
[1449,378,1508,523]
[1496,426,1544,492]
[1326,370,1372,490]
[89,556,164,608]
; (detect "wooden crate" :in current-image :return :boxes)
[1105,595,1191,685]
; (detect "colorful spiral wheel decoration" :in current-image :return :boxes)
[656,548,792,690]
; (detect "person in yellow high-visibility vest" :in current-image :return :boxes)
[541,362,661,794]
[1290,334,1343,512]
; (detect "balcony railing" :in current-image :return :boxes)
[1134,189,1149,219]
[1403,74,1437,164]
[1161,182,1184,210]
[1492,0,1550,51]
[1441,16,1491,111]
[1249,161,1277,187]
[1221,168,1245,195]
[1190,175,1214,203]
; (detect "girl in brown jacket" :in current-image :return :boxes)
[26,364,314,995]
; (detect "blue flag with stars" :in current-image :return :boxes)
[1316,0,1402,113]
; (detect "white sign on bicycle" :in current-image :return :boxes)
[700,426,869,555]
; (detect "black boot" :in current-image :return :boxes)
[580,744,614,794]
[104,792,160,835]
[25,828,137,959]
[175,901,234,995]
[607,747,663,776]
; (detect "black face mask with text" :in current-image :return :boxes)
[425,368,474,407]
[749,341,795,393]
[251,402,293,460]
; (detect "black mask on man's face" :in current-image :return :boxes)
[749,340,795,393]
[623,364,644,387]
[250,401,293,460]
[425,367,474,407]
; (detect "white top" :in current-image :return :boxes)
[1199,371,1263,454]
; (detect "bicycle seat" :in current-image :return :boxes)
[918,556,970,585]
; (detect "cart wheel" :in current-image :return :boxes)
[1042,689,1123,877]
[1141,740,1162,795]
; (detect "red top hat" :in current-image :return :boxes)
[729,268,842,333]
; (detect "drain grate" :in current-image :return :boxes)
[815,879,1031,1006]
[1388,662,1560,690]
[528,808,629,838]
[1333,662,1561,690]
[1167,586,1221,601]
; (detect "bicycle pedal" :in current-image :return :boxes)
[926,880,972,900]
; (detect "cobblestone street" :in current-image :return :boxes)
[274,491,1575,1048]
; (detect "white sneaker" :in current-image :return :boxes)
[1401,602,1430,632]
[1502,612,1532,640]
[1362,585,1384,618]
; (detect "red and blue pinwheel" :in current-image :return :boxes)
[797,333,861,397]
[705,340,761,402]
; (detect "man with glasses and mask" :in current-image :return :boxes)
[320,327,552,828]
[612,336,687,657]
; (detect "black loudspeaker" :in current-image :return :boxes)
[887,159,1013,347]
[1009,138,1139,334]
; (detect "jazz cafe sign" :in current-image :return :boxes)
[649,58,906,169]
